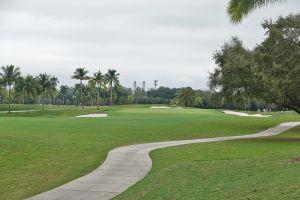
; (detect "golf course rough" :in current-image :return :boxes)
[28,122,300,200]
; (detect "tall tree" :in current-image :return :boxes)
[23,75,37,112]
[105,69,120,106]
[87,81,96,107]
[71,68,89,109]
[59,85,68,105]
[227,0,284,23]
[90,71,105,110]
[253,14,300,113]
[209,37,257,110]
[50,76,59,105]
[14,76,26,104]
[37,73,51,111]
[209,14,300,114]
[0,65,21,113]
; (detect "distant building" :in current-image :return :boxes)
[142,81,145,91]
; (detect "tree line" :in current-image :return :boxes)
[0,63,247,113]
[0,66,120,113]
[209,14,300,114]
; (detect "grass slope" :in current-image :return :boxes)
[116,126,300,200]
[0,105,299,199]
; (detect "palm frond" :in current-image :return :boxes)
[227,0,285,24]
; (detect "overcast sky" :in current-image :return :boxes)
[0,0,299,90]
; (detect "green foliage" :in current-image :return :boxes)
[227,0,284,23]
[23,75,38,105]
[105,69,120,106]
[175,87,196,107]
[210,14,300,113]
[147,87,177,100]
[253,14,300,113]
[36,73,52,111]
[59,85,68,105]
[89,71,106,109]
[72,67,89,109]
[0,65,21,113]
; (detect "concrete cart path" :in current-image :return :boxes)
[28,122,300,200]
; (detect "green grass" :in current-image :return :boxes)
[116,126,300,200]
[0,104,63,111]
[0,105,299,199]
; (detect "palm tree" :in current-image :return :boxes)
[87,81,95,107]
[175,87,196,107]
[50,76,59,105]
[23,75,37,112]
[59,85,68,105]
[105,69,120,106]
[36,73,51,111]
[227,0,284,23]
[0,65,21,113]
[72,68,89,109]
[14,76,26,104]
[90,71,105,110]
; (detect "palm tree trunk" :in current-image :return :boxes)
[97,86,100,110]
[63,96,65,106]
[110,82,113,106]
[26,96,30,113]
[80,80,84,109]
[8,85,11,114]
[42,92,45,111]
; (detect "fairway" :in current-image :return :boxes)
[0,105,299,199]
[117,126,300,200]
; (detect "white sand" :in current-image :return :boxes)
[150,106,171,109]
[76,113,108,118]
[223,110,271,117]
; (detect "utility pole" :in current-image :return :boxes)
[154,80,158,90]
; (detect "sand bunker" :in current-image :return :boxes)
[150,106,171,109]
[76,113,108,118]
[223,110,271,117]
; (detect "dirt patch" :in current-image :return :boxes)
[288,157,300,163]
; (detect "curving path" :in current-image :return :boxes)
[28,122,300,200]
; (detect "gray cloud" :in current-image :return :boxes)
[0,0,299,89]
